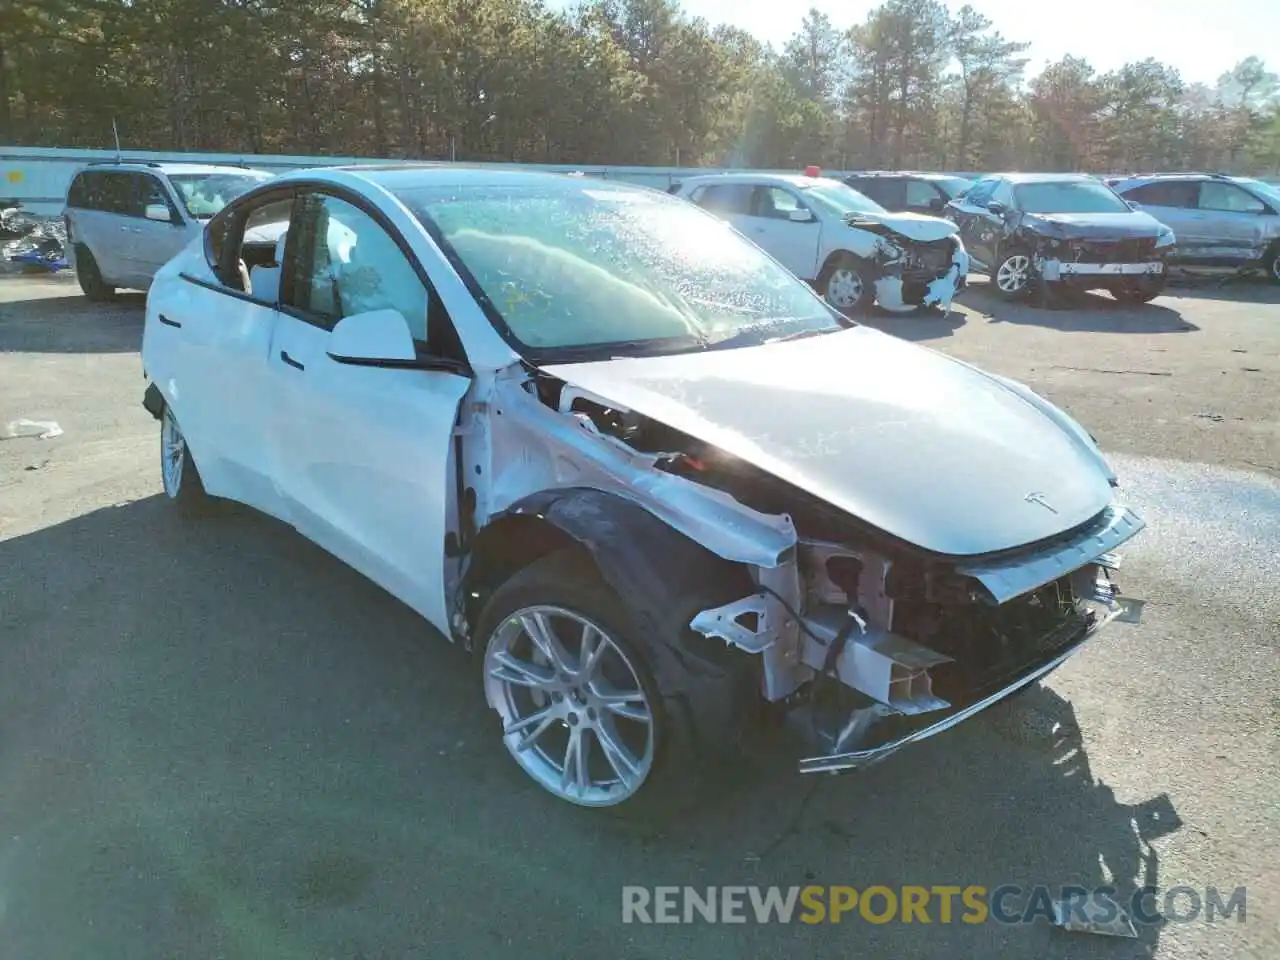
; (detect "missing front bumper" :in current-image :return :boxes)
[795,593,1144,774]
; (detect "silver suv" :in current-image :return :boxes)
[1107,173,1280,284]
[63,161,272,299]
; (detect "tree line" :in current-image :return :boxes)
[5,0,1280,175]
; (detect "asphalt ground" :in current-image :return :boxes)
[1,270,1277,959]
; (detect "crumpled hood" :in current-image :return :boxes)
[845,210,960,243]
[1022,211,1165,240]
[541,327,1115,557]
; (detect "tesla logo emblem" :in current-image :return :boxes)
[1025,492,1058,513]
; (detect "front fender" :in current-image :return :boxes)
[498,487,758,753]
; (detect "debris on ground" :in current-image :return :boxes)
[1,206,68,273]
[1051,891,1139,938]
[3,419,64,440]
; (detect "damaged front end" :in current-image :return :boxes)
[847,216,970,313]
[689,500,1145,774]
[460,360,1145,779]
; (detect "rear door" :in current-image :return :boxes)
[68,171,135,285]
[1121,180,1200,258]
[144,188,296,520]
[266,186,471,628]
[854,177,906,211]
[904,178,947,215]
[950,177,1000,267]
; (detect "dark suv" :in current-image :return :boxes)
[945,173,1176,303]
[844,172,975,216]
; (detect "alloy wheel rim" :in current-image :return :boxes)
[161,407,185,497]
[997,255,1031,293]
[483,605,655,806]
[827,268,864,308]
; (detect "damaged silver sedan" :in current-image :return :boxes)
[140,165,1145,812]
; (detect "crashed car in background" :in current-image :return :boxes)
[1,205,68,272]
[946,173,1175,303]
[672,172,969,314]
[1107,172,1280,284]
[140,166,1145,811]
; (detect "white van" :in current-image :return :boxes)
[63,161,272,299]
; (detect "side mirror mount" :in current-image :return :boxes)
[788,208,815,223]
[327,308,417,365]
[145,203,174,223]
[986,201,1006,216]
[1126,200,1141,210]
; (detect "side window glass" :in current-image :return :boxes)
[283,193,429,341]
[753,187,805,220]
[98,173,134,215]
[1199,182,1265,214]
[68,173,90,208]
[138,175,178,220]
[696,184,752,216]
[905,179,941,208]
[991,181,1015,207]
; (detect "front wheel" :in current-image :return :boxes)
[1265,245,1280,286]
[160,405,212,510]
[992,250,1033,299]
[476,548,751,815]
[820,254,875,314]
[1111,275,1166,304]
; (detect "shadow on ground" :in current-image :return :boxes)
[0,282,145,354]
[0,496,1181,959]
[957,281,1198,334]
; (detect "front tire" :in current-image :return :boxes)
[820,254,875,314]
[1265,244,1280,286]
[1111,275,1166,304]
[160,405,211,510]
[75,246,116,301]
[992,249,1033,300]
[476,548,751,815]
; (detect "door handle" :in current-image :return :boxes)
[280,350,305,371]
[158,314,181,328]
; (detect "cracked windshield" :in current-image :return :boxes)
[2,0,1277,958]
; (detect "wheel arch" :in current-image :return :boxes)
[461,487,760,750]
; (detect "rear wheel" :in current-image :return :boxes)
[1111,275,1166,304]
[160,405,212,511]
[75,246,115,301]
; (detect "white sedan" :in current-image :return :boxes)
[672,172,970,314]
[141,165,1145,812]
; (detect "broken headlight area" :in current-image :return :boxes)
[691,528,1144,775]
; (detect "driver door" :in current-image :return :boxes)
[738,187,822,280]
[267,188,471,631]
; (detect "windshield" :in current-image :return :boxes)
[1013,180,1131,214]
[799,182,887,217]
[1236,178,1280,208]
[169,171,273,218]
[396,182,843,359]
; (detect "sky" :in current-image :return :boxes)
[551,0,1277,87]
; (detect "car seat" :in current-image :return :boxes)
[249,233,287,303]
